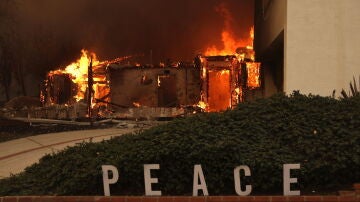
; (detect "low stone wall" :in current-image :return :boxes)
[1,181,359,202]
[2,183,359,202]
[2,105,185,120]
[0,195,359,202]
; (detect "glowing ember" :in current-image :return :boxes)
[133,102,141,107]
[246,62,261,89]
[207,69,231,112]
[157,76,161,87]
[197,101,208,110]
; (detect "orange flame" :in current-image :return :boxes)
[246,62,261,89]
[47,49,133,108]
[199,3,260,112]
[47,49,135,107]
[197,101,208,110]
[133,102,141,107]
[49,49,100,102]
[205,3,254,58]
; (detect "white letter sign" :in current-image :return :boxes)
[283,164,300,196]
[193,164,209,196]
[234,165,252,196]
[102,165,119,196]
[144,164,162,196]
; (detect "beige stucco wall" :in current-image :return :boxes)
[285,0,360,96]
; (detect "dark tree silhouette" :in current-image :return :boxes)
[0,0,15,101]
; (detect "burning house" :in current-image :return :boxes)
[40,51,201,119]
[108,63,200,109]
[31,0,264,120]
[41,50,111,108]
[40,54,260,118]
[38,25,261,119]
[198,54,260,112]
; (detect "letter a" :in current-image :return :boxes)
[193,164,209,196]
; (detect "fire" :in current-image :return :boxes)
[199,3,261,112]
[205,27,254,59]
[246,62,261,89]
[207,69,231,112]
[220,69,229,76]
[204,3,254,59]
[45,49,131,108]
[197,101,208,110]
[157,76,161,87]
[133,102,141,107]
[49,49,100,102]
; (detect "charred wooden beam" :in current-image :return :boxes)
[94,98,128,108]
[88,57,93,125]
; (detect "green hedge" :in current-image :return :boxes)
[0,92,359,196]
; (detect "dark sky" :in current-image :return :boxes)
[16,0,254,65]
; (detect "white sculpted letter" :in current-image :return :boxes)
[234,165,252,196]
[283,164,300,196]
[193,165,209,196]
[102,165,119,196]
[144,164,162,196]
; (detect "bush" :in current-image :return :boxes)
[0,92,359,196]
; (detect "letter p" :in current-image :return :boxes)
[102,165,119,196]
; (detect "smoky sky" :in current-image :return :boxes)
[16,0,253,66]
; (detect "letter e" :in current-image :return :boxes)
[144,164,162,196]
[283,164,300,196]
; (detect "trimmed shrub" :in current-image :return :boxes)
[0,92,359,196]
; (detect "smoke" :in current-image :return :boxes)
[15,0,253,65]
[216,2,235,32]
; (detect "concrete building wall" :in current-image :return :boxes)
[254,0,286,97]
[285,0,360,96]
[255,0,286,56]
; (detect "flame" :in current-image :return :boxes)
[197,101,208,110]
[246,62,261,89]
[205,27,254,58]
[207,69,231,112]
[204,3,254,59]
[46,49,131,107]
[157,76,161,87]
[133,102,141,107]
[220,69,229,76]
[45,49,133,107]
[198,3,260,112]
[49,49,100,102]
